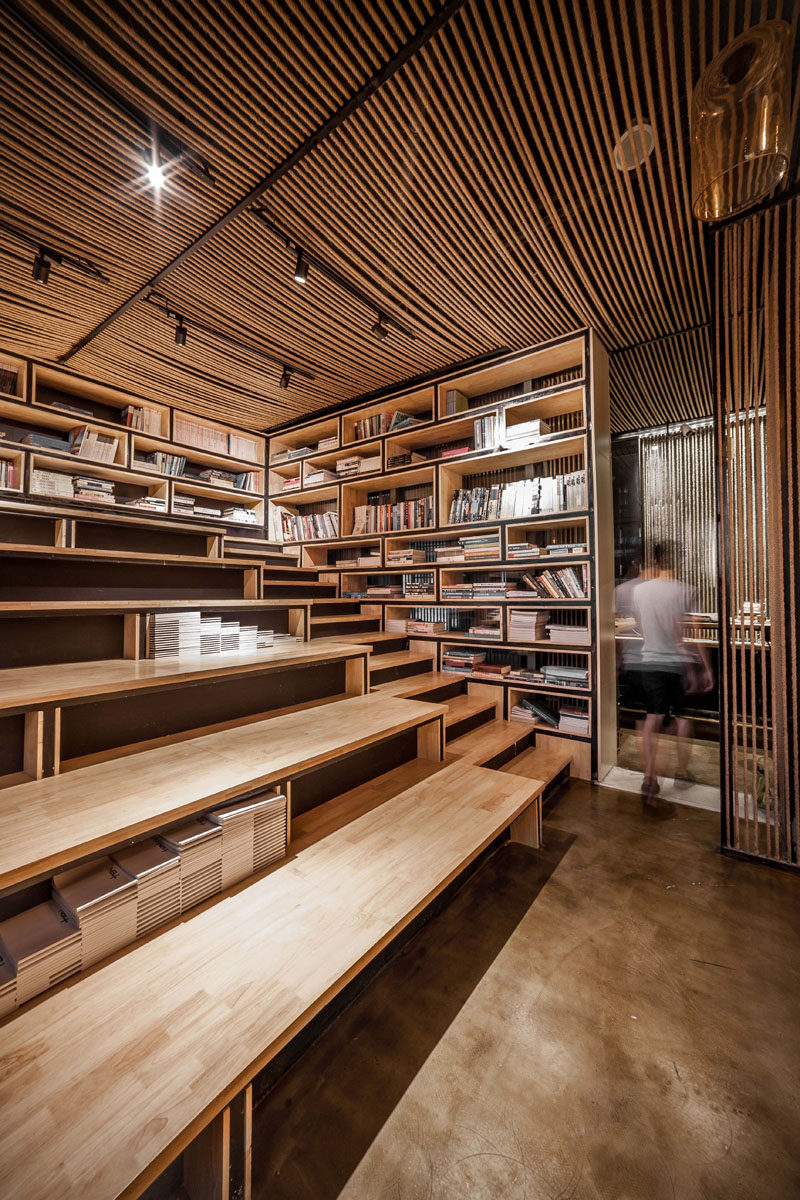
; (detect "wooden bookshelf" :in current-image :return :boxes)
[0,355,269,535]
[267,331,615,779]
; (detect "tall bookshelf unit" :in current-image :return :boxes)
[268,331,616,780]
[0,354,267,536]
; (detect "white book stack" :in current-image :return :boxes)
[31,469,74,499]
[159,820,223,912]
[112,839,181,938]
[508,609,549,642]
[546,623,591,645]
[558,708,590,735]
[53,858,138,969]
[200,616,223,655]
[0,900,81,1004]
[254,627,272,650]
[358,454,382,474]
[271,632,301,646]
[208,791,287,888]
[221,621,240,653]
[151,611,202,658]
[0,950,16,1016]
[317,435,338,452]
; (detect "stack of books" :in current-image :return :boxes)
[123,404,162,434]
[112,839,181,937]
[151,611,202,657]
[461,534,501,560]
[30,468,74,499]
[69,426,118,464]
[559,705,590,735]
[402,573,434,598]
[173,494,195,515]
[208,790,287,887]
[0,900,81,1005]
[512,695,559,727]
[0,954,15,1017]
[507,542,543,560]
[469,610,502,639]
[441,581,474,600]
[53,858,138,969]
[366,584,403,598]
[159,820,223,912]
[221,505,258,525]
[542,664,590,689]
[304,467,337,486]
[317,435,338,452]
[22,430,71,452]
[74,476,115,504]
[472,660,511,678]
[443,647,485,674]
[386,450,425,469]
[546,622,591,645]
[407,618,445,634]
[385,616,408,633]
[281,475,302,491]
[387,547,426,566]
[472,576,514,600]
[228,432,260,461]
[508,609,549,642]
[546,541,586,556]
[504,417,551,444]
[118,495,167,513]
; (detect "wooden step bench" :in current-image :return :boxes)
[444,693,497,736]
[0,759,541,1200]
[0,692,446,894]
[0,642,369,781]
[371,671,464,699]
[446,718,532,767]
[369,650,435,682]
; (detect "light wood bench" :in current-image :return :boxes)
[0,692,446,894]
[0,641,367,781]
[0,758,541,1200]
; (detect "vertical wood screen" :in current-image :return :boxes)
[715,196,799,867]
[639,425,718,616]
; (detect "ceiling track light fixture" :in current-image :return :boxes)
[3,1,214,191]
[293,250,309,284]
[144,292,316,390]
[249,207,415,341]
[0,218,109,285]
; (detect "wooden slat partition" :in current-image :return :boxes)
[715,195,799,868]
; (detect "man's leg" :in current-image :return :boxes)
[675,715,692,775]
[642,711,664,787]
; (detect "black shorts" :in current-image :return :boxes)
[640,669,685,717]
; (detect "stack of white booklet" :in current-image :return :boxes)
[0,951,16,1016]
[112,839,181,937]
[0,900,81,1004]
[159,820,223,912]
[151,611,202,658]
[208,791,287,888]
[53,858,138,969]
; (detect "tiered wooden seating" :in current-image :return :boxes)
[0,759,542,1200]
[0,692,446,893]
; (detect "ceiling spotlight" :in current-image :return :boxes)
[279,366,293,389]
[174,319,188,347]
[32,249,51,284]
[612,123,655,171]
[146,155,166,190]
[371,315,389,341]
[293,251,308,284]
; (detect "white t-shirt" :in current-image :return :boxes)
[633,577,694,669]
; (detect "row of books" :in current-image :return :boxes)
[448,471,586,524]
[441,578,512,600]
[516,565,587,599]
[172,494,258,523]
[185,465,259,491]
[174,416,259,462]
[351,496,433,535]
[352,410,424,441]
[507,540,587,559]
[275,506,339,541]
[0,458,16,489]
[0,365,19,396]
[150,611,295,658]
[0,792,287,1012]
[135,450,188,476]
[123,403,162,434]
[434,534,501,562]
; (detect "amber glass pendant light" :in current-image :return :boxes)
[691,20,793,222]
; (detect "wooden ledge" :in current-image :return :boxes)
[0,642,364,714]
[0,497,227,537]
[0,693,446,893]
[0,599,310,616]
[0,760,538,1200]
[0,541,264,569]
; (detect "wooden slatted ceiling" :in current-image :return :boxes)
[0,0,798,432]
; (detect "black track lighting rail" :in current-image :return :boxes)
[249,208,415,340]
[0,217,109,283]
[144,292,315,382]
[2,0,214,183]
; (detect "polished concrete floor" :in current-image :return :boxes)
[252,783,800,1200]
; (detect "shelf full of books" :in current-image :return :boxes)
[265,332,614,778]
[0,353,269,534]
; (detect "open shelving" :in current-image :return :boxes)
[0,355,271,536]
[267,330,615,779]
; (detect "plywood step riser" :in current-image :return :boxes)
[261,584,337,598]
[310,621,381,639]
